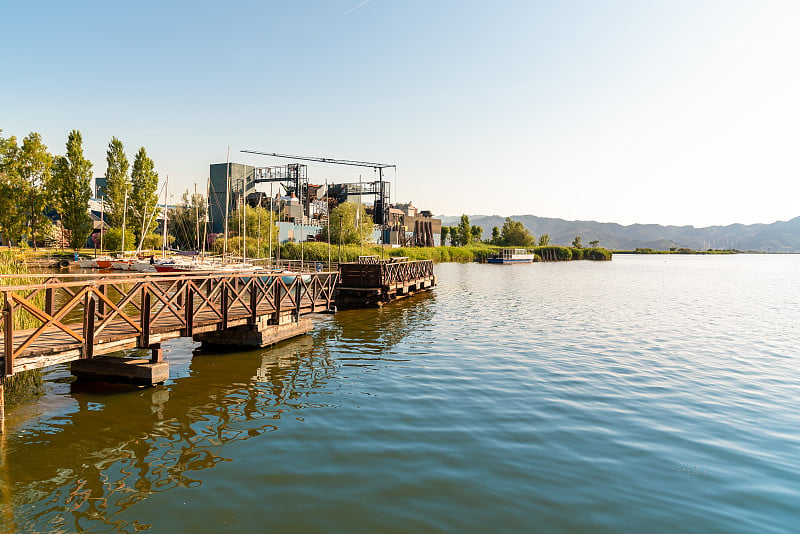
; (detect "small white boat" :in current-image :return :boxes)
[111,260,135,271]
[487,248,535,264]
[77,258,98,268]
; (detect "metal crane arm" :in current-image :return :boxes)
[241,150,395,169]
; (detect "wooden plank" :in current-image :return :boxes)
[3,295,12,376]
[83,293,96,359]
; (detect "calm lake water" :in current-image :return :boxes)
[2,254,799,533]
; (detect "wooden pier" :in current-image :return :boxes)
[0,257,437,432]
[335,258,436,309]
[0,270,337,403]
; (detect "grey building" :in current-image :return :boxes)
[209,163,255,234]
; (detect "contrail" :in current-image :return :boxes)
[344,0,374,15]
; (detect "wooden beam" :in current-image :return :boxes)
[184,283,194,337]
[139,286,151,349]
[221,282,228,330]
[82,292,96,359]
[3,295,13,377]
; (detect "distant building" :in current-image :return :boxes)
[95,176,107,199]
[209,163,255,234]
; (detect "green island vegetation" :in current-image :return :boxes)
[614,248,740,255]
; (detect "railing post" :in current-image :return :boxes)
[140,285,151,348]
[184,282,194,337]
[250,279,259,326]
[45,287,55,317]
[310,275,316,314]
[295,277,302,321]
[97,283,106,319]
[3,293,13,377]
[221,280,229,330]
[274,276,282,323]
[82,290,96,359]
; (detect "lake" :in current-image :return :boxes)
[2,254,799,533]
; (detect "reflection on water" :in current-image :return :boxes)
[3,335,334,533]
[2,292,435,533]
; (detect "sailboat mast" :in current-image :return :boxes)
[100,197,104,253]
[326,179,330,268]
[194,183,200,254]
[202,177,210,260]
[121,191,127,255]
[224,147,231,261]
[242,173,247,265]
[269,182,273,268]
[162,175,169,259]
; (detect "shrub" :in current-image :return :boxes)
[584,247,613,261]
[103,227,136,252]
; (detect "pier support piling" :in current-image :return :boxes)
[71,357,169,386]
[193,315,312,349]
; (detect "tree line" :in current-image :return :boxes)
[0,128,163,251]
[441,215,601,249]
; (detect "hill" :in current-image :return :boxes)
[436,215,800,252]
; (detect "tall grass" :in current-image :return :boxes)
[0,250,46,402]
[270,242,612,263]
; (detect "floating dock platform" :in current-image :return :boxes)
[334,257,435,309]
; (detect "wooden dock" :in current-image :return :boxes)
[335,258,436,308]
[1,270,337,377]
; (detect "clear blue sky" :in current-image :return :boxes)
[3,0,799,227]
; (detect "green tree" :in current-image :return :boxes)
[52,130,93,250]
[589,239,600,248]
[498,217,534,247]
[326,201,372,244]
[103,137,130,228]
[572,236,583,248]
[490,226,500,245]
[129,147,159,242]
[0,134,26,245]
[538,233,550,246]
[18,133,54,248]
[457,214,471,246]
[470,225,483,243]
[168,189,209,250]
[441,227,449,246]
[228,205,279,252]
[104,227,136,252]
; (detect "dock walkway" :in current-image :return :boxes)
[1,270,337,376]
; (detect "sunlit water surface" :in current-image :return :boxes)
[2,255,799,533]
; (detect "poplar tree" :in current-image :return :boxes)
[19,133,54,248]
[457,214,471,246]
[104,137,130,228]
[52,130,93,250]
[0,134,25,245]
[129,147,159,242]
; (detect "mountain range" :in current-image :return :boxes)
[436,214,800,252]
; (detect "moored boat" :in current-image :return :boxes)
[487,248,535,264]
[77,258,98,268]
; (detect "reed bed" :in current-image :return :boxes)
[0,250,47,402]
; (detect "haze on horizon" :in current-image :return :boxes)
[2,0,798,228]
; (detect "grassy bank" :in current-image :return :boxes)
[276,243,612,263]
[0,250,46,404]
[613,248,740,255]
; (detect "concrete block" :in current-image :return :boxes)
[71,357,169,386]
[193,316,313,348]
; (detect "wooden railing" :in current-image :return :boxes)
[339,259,434,288]
[381,260,434,285]
[0,270,338,377]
